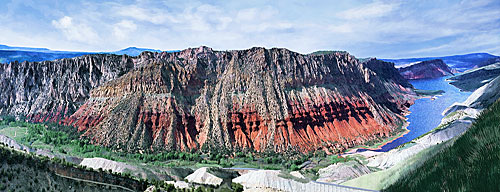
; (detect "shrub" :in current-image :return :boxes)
[58,148,67,154]
[194,187,204,192]
[231,183,244,192]
[329,155,352,164]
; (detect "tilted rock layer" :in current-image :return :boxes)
[1,47,415,153]
[398,59,454,80]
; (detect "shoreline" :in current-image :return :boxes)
[343,117,411,157]
[342,93,446,157]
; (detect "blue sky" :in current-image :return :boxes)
[0,0,499,58]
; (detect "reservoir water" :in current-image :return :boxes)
[360,76,472,152]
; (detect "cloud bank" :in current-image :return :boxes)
[0,0,499,58]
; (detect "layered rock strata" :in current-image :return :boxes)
[1,47,415,153]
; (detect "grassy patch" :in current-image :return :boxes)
[329,155,354,164]
[0,126,28,139]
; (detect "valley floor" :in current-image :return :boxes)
[0,81,490,192]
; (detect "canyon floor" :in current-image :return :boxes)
[0,78,495,192]
[0,88,455,192]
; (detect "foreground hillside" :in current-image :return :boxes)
[0,46,415,154]
[385,99,500,191]
[0,144,143,192]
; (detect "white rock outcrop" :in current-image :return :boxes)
[79,157,137,174]
[317,161,371,183]
[0,134,31,152]
[185,167,223,186]
[289,171,305,179]
[233,170,371,192]
[165,181,190,189]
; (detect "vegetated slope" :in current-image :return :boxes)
[0,145,126,192]
[0,46,415,154]
[397,59,454,80]
[448,62,500,92]
[384,99,500,192]
[383,53,499,72]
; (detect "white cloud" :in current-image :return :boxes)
[337,1,399,20]
[116,5,177,24]
[113,20,137,40]
[236,7,276,22]
[406,32,500,56]
[51,16,99,43]
[327,24,353,33]
[180,4,234,32]
[2,0,499,57]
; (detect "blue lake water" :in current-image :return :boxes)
[359,76,472,152]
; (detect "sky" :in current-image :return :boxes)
[0,0,499,58]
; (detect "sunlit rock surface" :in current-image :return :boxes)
[0,47,415,153]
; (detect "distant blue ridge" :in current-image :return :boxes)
[382,53,499,71]
[0,44,179,63]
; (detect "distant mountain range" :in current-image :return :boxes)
[2,44,498,73]
[0,44,52,52]
[382,53,499,72]
[0,44,178,64]
[110,47,163,56]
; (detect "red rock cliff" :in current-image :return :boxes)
[61,47,415,153]
[398,59,454,80]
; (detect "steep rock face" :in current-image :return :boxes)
[397,59,454,80]
[448,62,500,91]
[63,47,415,153]
[0,54,134,122]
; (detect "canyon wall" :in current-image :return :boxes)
[0,47,415,153]
[0,54,134,122]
